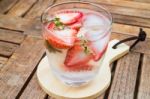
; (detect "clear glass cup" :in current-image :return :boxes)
[41,1,112,86]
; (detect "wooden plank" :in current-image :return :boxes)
[8,0,37,17]
[111,33,150,55]
[0,14,31,31]
[85,0,150,11]
[0,57,8,70]
[0,41,19,57]
[0,36,45,99]
[133,0,150,3]
[0,14,42,37]
[138,55,150,99]
[0,14,41,37]
[20,74,46,99]
[24,18,42,37]
[25,0,54,18]
[55,0,80,4]
[0,0,18,13]
[108,52,140,99]
[112,23,150,38]
[0,29,25,44]
[81,0,150,27]
[110,6,150,19]
[82,0,150,19]
[112,14,150,28]
[94,64,116,99]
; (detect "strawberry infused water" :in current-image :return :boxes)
[41,2,112,86]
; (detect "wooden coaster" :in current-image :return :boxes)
[37,39,129,99]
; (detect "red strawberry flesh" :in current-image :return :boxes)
[69,20,82,30]
[64,64,93,71]
[44,22,77,49]
[56,11,83,25]
[64,45,93,67]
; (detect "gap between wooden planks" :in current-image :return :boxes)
[0,29,25,44]
[0,0,18,14]
[0,36,45,99]
[24,0,55,18]
[7,0,38,17]
[108,52,141,99]
[7,0,55,18]
[19,73,47,99]
[138,54,150,99]
[0,41,19,57]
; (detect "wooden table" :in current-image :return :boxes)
[0,0,150,99]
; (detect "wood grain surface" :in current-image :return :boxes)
[0,0,150,98]
[0,57,8,70]
[108,52,140,99]
[0,36,45,99]
[8,0,37,17]
[0,29,25,44]
[0,0,18,14]
[138,55,150,99]
[0,41,19,57]
[20,74,47,99]
[25,0,54,18]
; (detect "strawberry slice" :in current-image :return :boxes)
[90,43,108,61]
[56,10,83,25]
[77,27,109,61]
[44,22,77,49]
[69,20,82,30]
[64,64,93,71]
[87,30,110,61]
[64,45,93,67]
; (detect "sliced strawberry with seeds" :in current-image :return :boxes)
[47,22,55,29]
[56,10,83,25]
[88,33,109,61]
[91,43,108,61]
[69,20,82,30]
[64,64,93,71]
[44,22,77,49]
[64,45,93,67]
[77,27,109,61]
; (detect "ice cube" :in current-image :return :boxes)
[83,14,104,27]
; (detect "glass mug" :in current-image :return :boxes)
[41,1,112,86]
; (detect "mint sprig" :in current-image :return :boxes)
[53,18,64,30]
[79,35,93,54]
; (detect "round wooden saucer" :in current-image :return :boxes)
[37,40,129,99]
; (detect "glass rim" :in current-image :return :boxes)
[41,1,112,41]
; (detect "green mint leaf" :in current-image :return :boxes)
[53,17,65,30]
[55,17,60,21]
[79,37,93,54]
[84,46,89,54]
